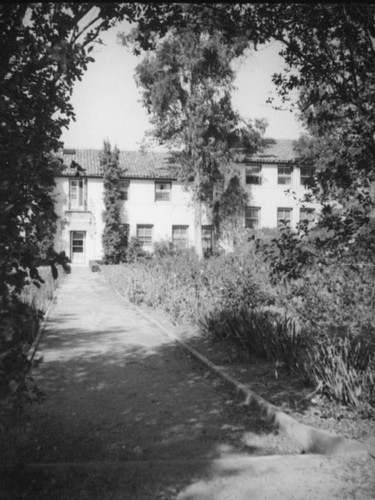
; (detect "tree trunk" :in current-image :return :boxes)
[194,197,203,257]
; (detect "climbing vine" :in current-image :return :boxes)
[101,141,128,264]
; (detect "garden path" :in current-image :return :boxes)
[2,266,374,499]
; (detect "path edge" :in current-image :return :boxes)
[112,287,371,458]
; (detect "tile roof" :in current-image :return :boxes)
[250,139,297,162]
[57,139,298,179]
[57,149,177,179]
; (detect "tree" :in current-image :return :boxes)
[0,4,140,294]
[274,4,375,262]
[127,3,375,261]
[131,27,267,255]
[0,3,140,423]
[213,174,249,249]
[101,141,128,264]
[232,4,375,262]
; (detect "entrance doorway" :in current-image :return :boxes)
[70,231,86,264]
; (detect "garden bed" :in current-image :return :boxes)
[119,298,375,447]
[100,245,375,433]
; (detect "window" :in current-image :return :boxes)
[119,180,129,201]
[300,166,315,186]
[277,207,292,228]
[71,231,85,254]
[299,208,315,225]
[155,181,171,201]
[245,165,262,185]
[278,165,292,185]
[245,207,261,229]
[172,225,188,249]
[202,225,213,252]
[137,225,153,247]
[69,178,85,209]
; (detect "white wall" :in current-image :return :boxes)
[53,177,104,262]
[53,166,318,263]
[240,164,318,228]
[123,179,195,245]
[53,177,208,262]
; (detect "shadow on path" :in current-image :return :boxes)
[0,268,298,499]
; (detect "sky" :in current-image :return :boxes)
[61,20,304,151]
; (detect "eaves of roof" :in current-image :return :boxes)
[55,139,301,179]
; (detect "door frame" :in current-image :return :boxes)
[70,230,86,264]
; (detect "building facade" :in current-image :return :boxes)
[53,140,317,264]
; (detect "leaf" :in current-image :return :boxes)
[51,264,58,280]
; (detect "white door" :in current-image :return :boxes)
[70,231,86,264]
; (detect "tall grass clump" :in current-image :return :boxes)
[199,260,375,411]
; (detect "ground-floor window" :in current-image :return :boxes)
[137,224,153,247]
[277,207,293,228]
[172,225,189,249]
[202,225,213,252]
[245,207,261,229]
[299,207,315,226]
[119,223,130,241]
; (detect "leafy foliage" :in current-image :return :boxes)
[130,27,267,254]
[0,3,140,420]
[213,175,248,247]
[102,243,375,411]
[128,4,375,263]
[101,141,128,264]
[0,267,63,428]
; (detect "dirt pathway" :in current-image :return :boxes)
[2,267,374,500]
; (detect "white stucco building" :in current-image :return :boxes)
[53,140,318,264]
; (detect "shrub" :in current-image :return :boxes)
[278,264,375,341]
[1,266,63,427]
[153,239,175,258]
[126,237,147,263]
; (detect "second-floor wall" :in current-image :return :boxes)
[239,162,318,229]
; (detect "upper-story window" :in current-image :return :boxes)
[155,181,171,201]
[69,178,86,209]
[119,180,129,201]
[245,165,262,185]
[278,165,292,185]
[300,166,315,187]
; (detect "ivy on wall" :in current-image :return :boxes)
[101,141,128,264]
